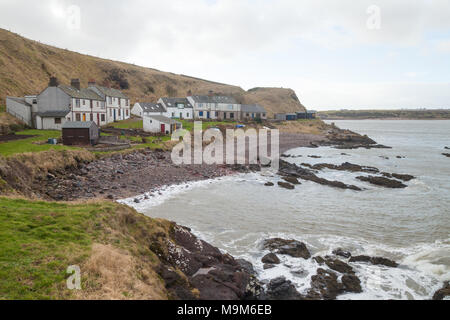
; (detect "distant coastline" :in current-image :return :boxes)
[319,109,450,120]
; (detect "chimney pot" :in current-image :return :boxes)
[49,76,59,87]
[71,79,81,91]
[88,79,96,86]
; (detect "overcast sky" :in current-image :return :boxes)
[1,0,450,110]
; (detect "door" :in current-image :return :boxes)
[97,113,100,125]
[83,113,86,121]
[114,110,116,122]
[161,124,166,133]
[207,112,210,119]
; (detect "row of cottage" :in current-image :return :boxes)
[132,96,268,122]
[6,77,268,131]
[6,77,131,130]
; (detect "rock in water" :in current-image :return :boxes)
[333,248,352,259]
[278,182,295,190]
[349,255,398,268]
[443,153,450,158]
[342,274,362,293]
[262,253,281,264]
[264,238,311,259]
[264,182,274,187]
[307,268,343,300]
[325,258,355,274]
[432,281,450,300]
[356,175,407,188]
[282,176,301,185]
[265,277,304,300]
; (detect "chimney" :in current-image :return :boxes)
[187,90,192,97]
[88,79,96,87]
[71,79,81,90]
[49,76,59,87]
[208,90,214,97]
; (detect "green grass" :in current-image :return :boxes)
[0,197,171,300]
[180,120,239,132]
[0,130,79,157]
[108,118,143,129]
[0,198,108,299]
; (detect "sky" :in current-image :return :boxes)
[0,0,450,110]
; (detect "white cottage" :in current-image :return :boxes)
[143,115,182,135]
[132,102,166,118]
[187,95,241,120]
[158,98,193,120]
[88,81,131,123]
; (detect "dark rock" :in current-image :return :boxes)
[325,258,354,274]
[432,281,450,300]
[445,147,449,150]
[302,162,379,174]
[342,274,362,293]
[133,198,140,204]
[308,155,322,159]
[107,195,114,200]
[307,268,343,300]
[236,259,256,275]
[278,181,295,190]
[264,182,274,187]
[265,277,304,300]
[264,238,311,259]
[443,153,450,158]
[382,172,415,182]
[263,264,276,270]
[356,176,407,189]
[282,176,301,185]
[262,253,281,265]
[313,256,326,264]
[349,255,398,268]
[333,248,352,259]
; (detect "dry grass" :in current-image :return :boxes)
[0,28,306,118]
[273,119,331,135]
[0,149,95,196]
[74,244,167,300]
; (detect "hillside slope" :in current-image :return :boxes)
[0,28,306,117]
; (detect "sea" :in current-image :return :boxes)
[120,120,450,300]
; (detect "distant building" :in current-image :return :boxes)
[241,104,267,121]
[132,102,166,117]
[62,121,99,146]
[296,110,317,119]
[275,113,298,121]
[158,98,193,120]
[143,115,182,135]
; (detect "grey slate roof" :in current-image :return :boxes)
[6,97,31,107]
[37,110,70,117]
[139,103,166,113]
[62,121,98,129]
[89,85,128,99]
[148,115,181,125]
[160,98,193,109]
[59,85,104,100]
[189,95,237,104]
[241,104,266,113]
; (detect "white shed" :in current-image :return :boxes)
[132,102,166,118]
[143,115,182,135]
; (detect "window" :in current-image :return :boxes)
[199,111,204,117]
[187,113,190,118]
[76,99,80,107]
[76,113,81,121]
[172,112,175,117]
[230,113,234,119]
[54,118,61,124]
[126,109,129,116]
[118,110,121,117]
[83,100,86,106]
[177,103,185,109]
[108,97,112,104]
[246,113,250,117]
[101,114,105,122]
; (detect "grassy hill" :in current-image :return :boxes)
[0,28,306,117]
